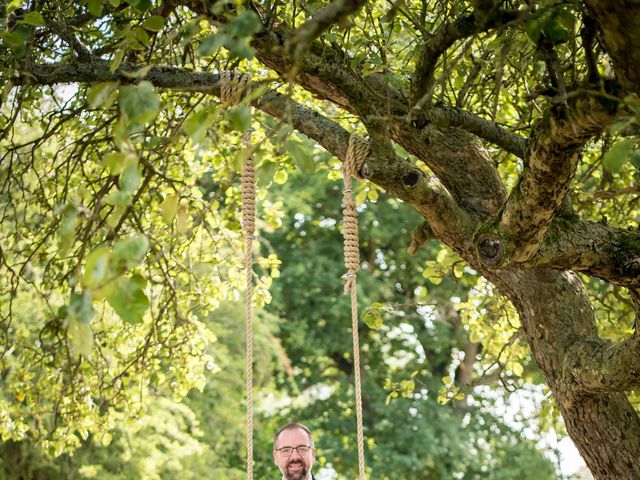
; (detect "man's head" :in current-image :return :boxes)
[273,422,316,480]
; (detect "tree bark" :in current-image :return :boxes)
[492,268,640,479]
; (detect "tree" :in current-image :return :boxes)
[2,1,640,479]
[254,169,558,479]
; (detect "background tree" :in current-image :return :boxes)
[2,0,640,479]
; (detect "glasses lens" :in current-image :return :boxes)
[297,446,309,454]
[279,447,293,456]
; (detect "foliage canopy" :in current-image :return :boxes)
[2,0,640,478]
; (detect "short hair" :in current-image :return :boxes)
[273,422,314,449]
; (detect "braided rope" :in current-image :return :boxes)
[241,131,256,480]
[220,70,251,105]
[222,70,255,480]
[342,133,370,480]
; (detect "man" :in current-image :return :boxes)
[273,422,316,480]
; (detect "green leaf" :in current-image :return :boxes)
[112,234,149,271]
[197,33,225,57]
[87,0,104,17]
[105,189,132,206]
[134,26,150,47]
[119,81,160,126]
[87,82,118,108]
[257,160,277,186]
[603,139,636,173]
[68,320,94,357]
[176,204,190,234]
[363,309,383,330]
[183,108,216,142]
[102,152,126,175]
[22,11,46,26]
[82,246,111,289]
[142,15,165,32]
[226,11,262,38]
[109,0,121,6]
[162,194,180,224]
[122,65,153,79]
[110,49,125,73]
[226,37,255,60]
[106,275,149,324]
[631,152,640,171]
[68,292,95,325]
[286,140,316,174]
[542,20,571,44]
[274,169,288,184]
[227,105,252,132]
[126,0,140,6]
[57,205,78,252]
[118,163,142,193]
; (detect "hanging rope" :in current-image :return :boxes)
[241,131,256,480]
[221,70,255,480]
[342,133,370,480]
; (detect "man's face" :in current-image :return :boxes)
[273,427,316,480]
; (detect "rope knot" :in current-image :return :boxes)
[342,134,370,295]
[220,70,252,105]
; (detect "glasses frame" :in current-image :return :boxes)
[275,445,313,457]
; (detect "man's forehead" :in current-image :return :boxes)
[276,427,310,446]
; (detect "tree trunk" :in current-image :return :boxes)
[492,268,640,479]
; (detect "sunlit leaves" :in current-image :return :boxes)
[82,233,149,301]
[68,318,95,357]
[362,302,387,330]
[162,194,180,224]
[176,203,190,234]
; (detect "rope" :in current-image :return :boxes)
[241,131,256,480]
[342,133,370,480]
[222,70,255,480]
[220,69,251,105]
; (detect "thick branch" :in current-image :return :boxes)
[583,0,640,95]
[565,333,640,393]
[11,60,472,250]
[528,218,640,288]
[475,90,620,268]
[258,92,474,245]
[408,104,528,159]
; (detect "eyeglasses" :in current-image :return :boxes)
[276,445,312,456]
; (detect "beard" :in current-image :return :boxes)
[284,459,308,480]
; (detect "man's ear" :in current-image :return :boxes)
[273,450,278,466]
